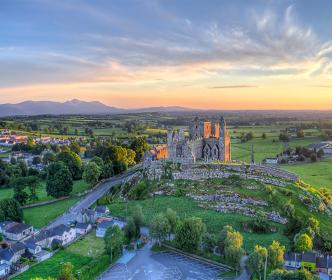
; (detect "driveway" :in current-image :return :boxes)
[98,242,225,280]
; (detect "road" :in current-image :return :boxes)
[98,242,225,280]
[46,168,138,229]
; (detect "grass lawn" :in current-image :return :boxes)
[231,136,320,163]
[107,196,290,252]
[67,230,105,257]
[283,158,332,192]
[23,197,80,228]
[0,179,90,203]
[13,250,92,280]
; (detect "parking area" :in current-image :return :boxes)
[98,243,225,280]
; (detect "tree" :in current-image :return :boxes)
[83,162,101,186]
[56,151,82,180]
[202,232,217,253]
[101,162,114,179]
[165,208,178,240]
[218,225,235,253]
[124,217,137,242]
[90,156,104,168]
[70,142,81,155]
[46,162,73,198]
[11,176,40,204]
[247,245,267,280]
[43,152,56,165]
[150,213,170,245]
[130,137,149,162]
[175,217,206,252]
[132,205,144,238]
[295,233,313,252]
[104,225,124,262]
[310,153,318,162]
[32,156,42,165]
[224,230,245,272]
[58,262,76,280]
[297,129,305,138]
[262,133,267,139]
[0,198,23,222]
[284,200,295,218]
[307,217,320,238]
[268,241,285,270]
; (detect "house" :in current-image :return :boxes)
[284,252,302,269]
[76,208,96,224]
[301,252,317,272]
[76,223,92,235]
[24,241,42,256]
[96,221,114,238]
[95,205,110,217]
[0,248,15,265]
[2,222,33,241]
[316,256,329,275]
[10,242,26,262]
[25,230,49,248]
[0,260,10,278]
[48,224,76,247]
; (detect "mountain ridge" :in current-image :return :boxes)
[0,99,192,117]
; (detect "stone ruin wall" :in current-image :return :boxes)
[144,161,300,186]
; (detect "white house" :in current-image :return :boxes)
[76,223,92,235]
[48,224,76,247]
[284,252,302,269]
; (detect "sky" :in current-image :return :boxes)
[1,0,332,109]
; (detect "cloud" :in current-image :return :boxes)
[208,85,257,89]
[1,2,332,89]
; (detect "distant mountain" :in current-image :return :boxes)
[0,99,192,117]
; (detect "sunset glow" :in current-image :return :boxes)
[1,0,332,109]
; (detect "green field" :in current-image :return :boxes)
[23,197,80,228]
[283,158,332,192]
[231,135,320,163]
[107,196,290,252]
[0,179,89,204]
[13,250,92,280]
[67,230,105,257]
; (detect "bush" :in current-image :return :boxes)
[128,180,151,200]
[175,188,185,197]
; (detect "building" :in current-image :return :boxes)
[96,220,114,238]
[95,205,110,218]
[76,223,92,235]
[0,260,10,278]
[284,252,302,269]
[48,224,76,247]
[1,222,33,241]
[168,116,231,162]
[145,116,231,164]
[76,208,97,224]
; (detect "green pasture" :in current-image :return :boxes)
[283,158,332,192]
[0,179,89,203]
[23,197,80,228]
